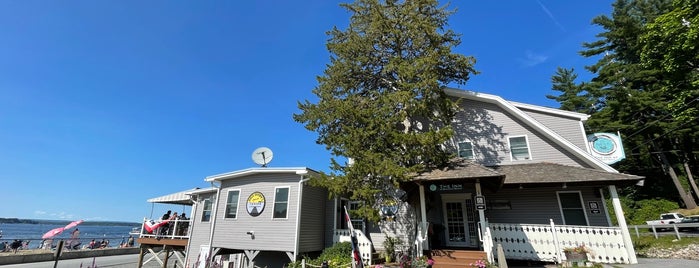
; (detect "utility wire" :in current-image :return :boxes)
[625,97,699,139]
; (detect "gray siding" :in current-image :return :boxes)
[186,192,216,266]
[324,198,336,248]
[212,173,301,252]
[484,186,609,226]
[299,185,327,252]
[518,107,589,151]
[451,99,589,167]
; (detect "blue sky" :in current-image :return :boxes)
[0,1,611,222]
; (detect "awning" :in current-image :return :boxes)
[147,188,201,205]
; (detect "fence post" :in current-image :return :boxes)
[549,219,561,264]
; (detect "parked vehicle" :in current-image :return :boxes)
[646,213,685,231]
[678,215,699,232]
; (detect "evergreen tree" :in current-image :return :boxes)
[577,0,697,207]
[294,0,476,220]
[546,67,598,114]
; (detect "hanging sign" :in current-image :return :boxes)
[246,192,266,217]
[587,132,626,164]
[475,195,486,210]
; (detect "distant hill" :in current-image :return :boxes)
[0,218,139,226]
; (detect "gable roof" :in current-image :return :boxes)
[444,88,617,173]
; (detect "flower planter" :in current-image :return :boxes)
[564,251,587,262]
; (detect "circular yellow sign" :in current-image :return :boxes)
[246,192,266,217]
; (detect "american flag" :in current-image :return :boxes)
[344,206,364,268]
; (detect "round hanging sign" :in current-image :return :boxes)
[246,191,266,217]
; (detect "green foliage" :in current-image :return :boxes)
[382,235,402,262]
[549,0,699,208]
[606,196,680,225]
[287,242,353,268]
[294,0,477,221]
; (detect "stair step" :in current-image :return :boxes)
[428,249,487,268]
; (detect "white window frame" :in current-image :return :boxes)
[201,197,213,222]
[508,135,532,161]
[224,189,241,219]
[348,200,365,233]
[272,186,290,220]
[556,191,589,226]
[458,141,475,160]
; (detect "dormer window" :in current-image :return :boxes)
[508,136,531,160]
[458,141,474,160]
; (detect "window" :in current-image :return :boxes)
[273,187,290,219]
[508,136,531,160]
[349,201,365,232]
[557,192,588,225]
[458,141,474,160]
[224,190,241,219]
[202,197,213,222]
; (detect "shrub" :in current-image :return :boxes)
[287,242,353,268]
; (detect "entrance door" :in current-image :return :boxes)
[441,194,471,247]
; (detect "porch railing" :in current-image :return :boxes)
[333,229,373,265]
[489,221,631,264]
[138,218,192,240]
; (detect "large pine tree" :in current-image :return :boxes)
[294,0,476,220]
[551,0,698,207]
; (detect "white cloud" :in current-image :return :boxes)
[34,210,47,215]
[518,50,549,67]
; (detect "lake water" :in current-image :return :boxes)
[0,222,139,249]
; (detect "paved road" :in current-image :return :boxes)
[0,253,183,268]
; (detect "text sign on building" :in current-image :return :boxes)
[475,195,486,210]
[428,183,463,192]
[587,132,626,165]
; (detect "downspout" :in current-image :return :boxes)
[184,194,198,268]
[294,170,310,262]
[609,185,637,264]
[207,182,222,265]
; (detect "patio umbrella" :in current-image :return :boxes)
[63,219,84,230]
[42,227,65,239]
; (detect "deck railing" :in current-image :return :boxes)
[489,220,631,264]
[333,229,373,265]
[138,218,192,240]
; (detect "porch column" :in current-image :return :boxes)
[475,181,493,262]
[609,185,638,264]
[419,183,428,250]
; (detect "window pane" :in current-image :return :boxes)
[273,188,289,218]
[202,198,212,222]
[225,190,240,219]
[458,142,474,159]
[509,136,530,160]
[562,210,587,225]
[510,137,526,147]
[559,193,583,208]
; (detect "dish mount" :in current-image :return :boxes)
[252,147,273,167]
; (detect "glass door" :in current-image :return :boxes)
[442,194,471,247]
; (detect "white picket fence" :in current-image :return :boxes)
[489,221,632,264]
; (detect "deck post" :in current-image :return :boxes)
[609,185,637,264]
[419,183,428,251]
[475,180,492,262]
[162,246,170,268]
[137,246,145,268]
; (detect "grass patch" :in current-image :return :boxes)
[631,235,699,253]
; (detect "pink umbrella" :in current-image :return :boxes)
[64,220,84,230]
[42,227,65,239]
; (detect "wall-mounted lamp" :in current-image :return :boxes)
[562,183,568,189]
[246,231,255,239]
[518,184,524,190]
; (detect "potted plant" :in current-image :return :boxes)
[563,244,590,262]
[382,236,401,263]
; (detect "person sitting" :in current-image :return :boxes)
[10,240,22,253]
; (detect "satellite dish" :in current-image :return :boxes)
[252,147,273,167]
